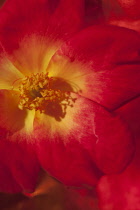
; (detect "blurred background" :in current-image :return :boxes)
[0,0,4,7]
[0,173,99,210]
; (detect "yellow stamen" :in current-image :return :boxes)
[18,72,76,113]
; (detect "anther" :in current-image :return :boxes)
[18,72,75,113]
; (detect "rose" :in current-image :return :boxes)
[0,1,139,203]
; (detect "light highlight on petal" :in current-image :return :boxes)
[0,55,24,90]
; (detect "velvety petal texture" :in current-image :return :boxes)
[0,0,84,40]
[0,0,139,196]
[35,95,134,185]
[34,95,102,186]
[97,97,140,210]
[0,0,86,79]
[0,90,40,193]
[48,25,140,110]
[0,139,40,193]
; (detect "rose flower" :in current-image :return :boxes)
[0,0,139,199]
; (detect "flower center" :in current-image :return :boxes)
[18,72,75,114]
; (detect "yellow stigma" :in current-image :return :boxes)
[18,72,75,113]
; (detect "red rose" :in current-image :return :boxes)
[0,0,139,201]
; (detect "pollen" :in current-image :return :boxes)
[18,72,75,113]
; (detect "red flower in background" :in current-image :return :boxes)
[0,1,139,205]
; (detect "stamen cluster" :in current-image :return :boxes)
[18,72,74,113]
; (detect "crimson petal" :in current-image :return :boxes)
[35,95,134,185]
[54,25,140,110]
[0,0,84,54]
[34,95,102,186]
[0,90,40,193]
[0,139,40,193]
[97,96,140,210]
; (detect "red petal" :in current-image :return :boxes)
[0,90,40,193]
[37,139,103,187]
[34,95,102,186]
[47,25,140,110]
[0,161,21,193]
[115,96,140,135]
[0,0,84,54]
[83,100,135,174]
[0,0,86,77]
[0,139,40,193]
[34,94,134,185]
[97,96,140,210]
